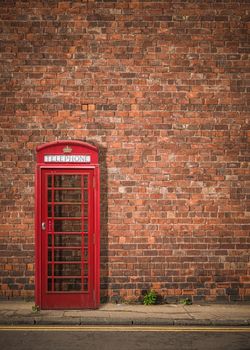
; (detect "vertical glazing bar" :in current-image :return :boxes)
[51,174,54,292]
[89,173,93,293]
[46,174,49,292]
[85,174,89,292]
[81,175,84,291]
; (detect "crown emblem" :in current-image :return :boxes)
[63,146,72,153]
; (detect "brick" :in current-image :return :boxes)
[88,104,95,111]
[81,104,88,111]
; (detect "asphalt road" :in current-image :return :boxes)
[0,326,249,350]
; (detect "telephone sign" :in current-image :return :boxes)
[44,155,91,163]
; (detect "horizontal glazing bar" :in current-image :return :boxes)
[46,292,88,294]
[48,217,88,221]
[48,246,82,250]
[48,262,82,265]
[53,232,88,234]
[52,217,82,220]
[48,202,82,205]
[49,187,82,190]
[52,232,88,234]
[48,276,85,279]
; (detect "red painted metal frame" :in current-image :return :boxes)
[35,141,100,309]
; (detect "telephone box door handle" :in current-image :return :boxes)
[42,222,46,231]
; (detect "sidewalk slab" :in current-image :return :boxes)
[0,301,249,326]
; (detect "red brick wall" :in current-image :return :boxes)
[0,0,249,302]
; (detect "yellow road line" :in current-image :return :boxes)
[0,326,249,333]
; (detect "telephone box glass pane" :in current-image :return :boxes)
[54,234,82,247]
[54,249,81,262]
[48,249,52,262]
[54,263,81,276]
[84,248,88,259]
[54,278,81,292]
[84,263,88,276]
[54,204,81,217]
[84,234,88,249]
[48,205,52,217]
[54,219,81,232]
[48,264,52,276]
[48,175,52,188]
[54,175,81,188]
[48,190,52,203]
[47,279,52,291]
[48,235,52,247]
[84,221,88,233]
[54,190,81,203]
[83,175,88,188]
[83,278,88,291]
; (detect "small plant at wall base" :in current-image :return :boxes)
[143,290,157,305]
[32,305,40,313]
[180,298,192,305]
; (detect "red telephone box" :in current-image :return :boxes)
[35,141,100,309]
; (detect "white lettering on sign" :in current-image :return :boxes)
[44,155,91,163]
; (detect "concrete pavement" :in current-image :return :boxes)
[0,301,249,326]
